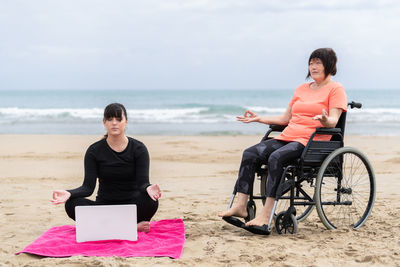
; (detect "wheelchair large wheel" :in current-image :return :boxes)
[315,147,376,230]
[260,173,314,222]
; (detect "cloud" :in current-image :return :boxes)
[158,0,400,12]
[0,0,399,89]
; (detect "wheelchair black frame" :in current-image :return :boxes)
[250,102,361,222]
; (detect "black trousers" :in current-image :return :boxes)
[65,191,158,222]
[235,139,305,198]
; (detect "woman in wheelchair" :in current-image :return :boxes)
[218,48,349,234]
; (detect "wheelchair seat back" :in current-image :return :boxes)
[301,112,347,166]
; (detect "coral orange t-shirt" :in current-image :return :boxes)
[275,82,348,146]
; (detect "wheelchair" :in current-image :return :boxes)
[223,101,376,235]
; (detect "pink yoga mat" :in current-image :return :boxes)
[16,219,185,259]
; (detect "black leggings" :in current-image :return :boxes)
[65,191,158,222]
[235,139,304,198]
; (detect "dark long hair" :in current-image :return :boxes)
[103,103,128,138]
[306,48,337,79]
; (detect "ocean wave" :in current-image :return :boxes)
[0,107,400,124]
[346,108,400,123]
[0,108,104,122]
[0,107,225,124]
[247,106,286,113]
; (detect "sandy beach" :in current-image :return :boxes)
[1,134,399,266]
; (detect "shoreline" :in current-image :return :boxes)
[2,130,400,136]
[1,135,399,266]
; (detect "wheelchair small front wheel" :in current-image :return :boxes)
[315,147,376,230]
[260,173,314,222]
[275,211,298,234]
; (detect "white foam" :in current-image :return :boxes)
[0,107,399,124]
[247,106,286,113]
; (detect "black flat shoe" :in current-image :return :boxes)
[222,216,246,228]
[242,224,271,235]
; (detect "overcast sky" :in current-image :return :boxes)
[0,0,399,90]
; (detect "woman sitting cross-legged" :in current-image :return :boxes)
[51,103,161,233]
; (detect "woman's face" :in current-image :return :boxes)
[103,114,128,137]
[309,58,326,82]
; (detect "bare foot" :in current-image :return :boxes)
[245,212,270,227]
[218,204,248,218]
[137,221,150,233]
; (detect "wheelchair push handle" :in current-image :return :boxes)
[348,101,362,109]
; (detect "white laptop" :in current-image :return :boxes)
[75,204,137,243]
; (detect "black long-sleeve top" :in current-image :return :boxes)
[67,137,151,202]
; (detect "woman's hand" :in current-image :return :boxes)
[313,108,342,128]
[146,184,161,201]
[237,110,260,123]
[51,190,71,205]
[312,109,329,124]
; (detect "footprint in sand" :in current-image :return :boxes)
[356,255,373,263]
[203,240,217,253]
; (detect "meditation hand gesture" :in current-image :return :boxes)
[146,184,162,201]
[51,190,71,205]
[237,110,260,123]
[312,109,329,124]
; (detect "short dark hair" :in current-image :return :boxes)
[103,103,127,121]
[306,48,337,79]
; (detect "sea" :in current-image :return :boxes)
[0,89,399,136]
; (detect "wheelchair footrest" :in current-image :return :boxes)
[222,216,245,228]
[242,224,271,235]
[222,216,272,235]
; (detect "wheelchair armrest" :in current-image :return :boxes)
[261,124,288,142]
[314,127,342,135]
[307,127,344,144]
[269,124,287,132]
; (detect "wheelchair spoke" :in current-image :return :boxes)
[353,193,368,214]
[316,148,375,230]
[348,157,366,187]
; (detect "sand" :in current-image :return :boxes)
[1,134,399,266]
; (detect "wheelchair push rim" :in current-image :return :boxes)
[315,147,376,230]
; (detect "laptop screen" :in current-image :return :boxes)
[75,204,137,243]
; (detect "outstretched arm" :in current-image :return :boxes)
[134,143,161,201]
[312,108,343,128]
[135,143,152,193]
[237,106,292,125]
[64,147,97,199]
